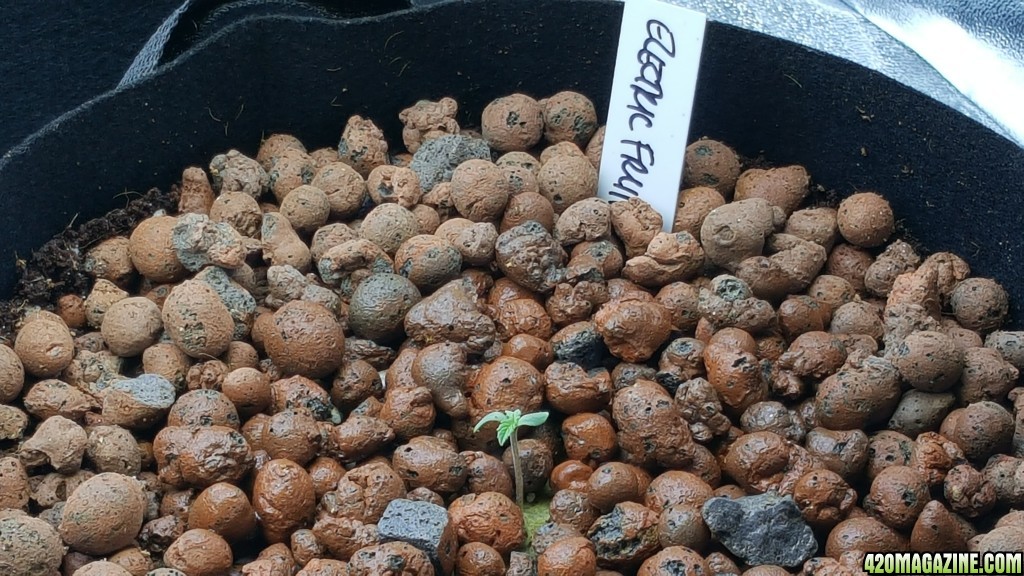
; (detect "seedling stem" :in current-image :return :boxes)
[473,409,549,508]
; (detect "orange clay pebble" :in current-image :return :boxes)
[366,164,423,208]
[537,150,598,214]
[13,313,74,378]
[359,202,420,256]
[262,300,345,379]
[128,215,187,283]
[450,159,511,222]
[311,161,368,220]
[84,236,136,288]
[161,279,235,359]
[187,482,258,543]
[163,529,233,576]
[448,492,525,555]
[836,192,895,248]
[256,133,306,170]
[481,93,545,152]
[682,139,742,196]
[537,536,598,576]
[0,516,65,576]
[0,344,24,403]
[58,473,147,555]
[100,296,163,357]
[279,184,331,234]
[541,91,597,147]
[3,94,1024,574]
[253,459,316,544]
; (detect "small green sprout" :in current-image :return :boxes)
[474,409,549,508]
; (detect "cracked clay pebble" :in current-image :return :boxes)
[482,93,544,152]
[541,91,598,147]
[836,192,894,248]
[163,529,233,576]
[187,482,258,543]
[19,415,87,474]
[263,300,345,379]
[59,473,147,555]
[253,459,316,544]
[593,298,672,362]
[128,216,188,283]
[346,541,434,575]
[0,516,64,576]
[366,164,423,208]
[161,279,235,359]
[495,221,567,293]
[682,139,742,196]
[337,115,388,177]
[13,315,75,378]
[450,159,511,222]
[449,492,525,555]
[209,149,269,197]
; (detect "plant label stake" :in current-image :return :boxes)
[597,0,707,231]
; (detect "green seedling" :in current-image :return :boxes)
[473,409,549,508]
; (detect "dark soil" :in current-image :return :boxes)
[0,186,179,341]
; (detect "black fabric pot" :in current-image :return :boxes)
[1,0,1022,324]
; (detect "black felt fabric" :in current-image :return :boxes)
[0,0,183,155]
[1,0,1023,325]
[120,0,419,87]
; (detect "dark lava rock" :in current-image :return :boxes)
[378,498,458,575]
[551,322,609,370]
[409,135,491,192]
[586,501,660,569]
[701,493,817,568]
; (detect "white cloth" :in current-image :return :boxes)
[658,0,1023,148]
[842,0,1024,148]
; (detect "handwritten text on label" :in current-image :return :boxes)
[597,0,706,232]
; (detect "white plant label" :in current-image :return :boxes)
[597,0,707,232]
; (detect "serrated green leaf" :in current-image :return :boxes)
[518,411,549,428]
[473,411,507,432]
[496,420,514,446]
